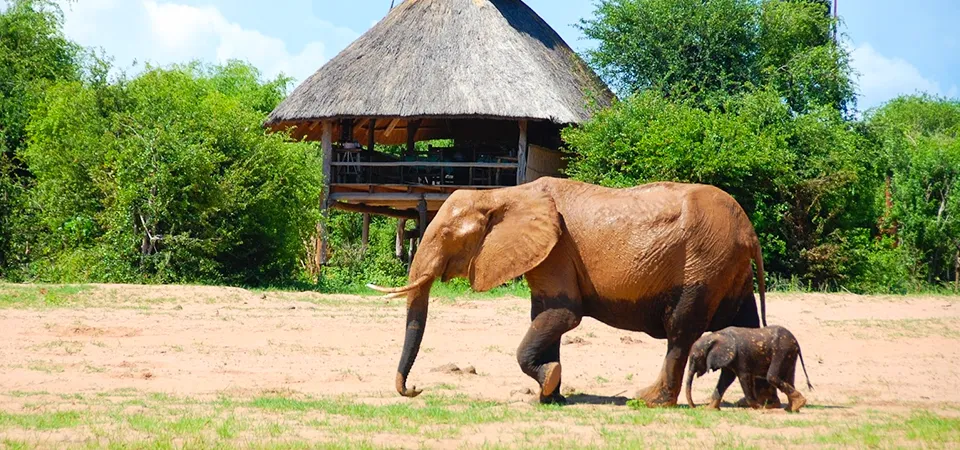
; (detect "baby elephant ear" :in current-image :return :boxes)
[706,337,737,371]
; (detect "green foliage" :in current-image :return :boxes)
[563,89,882,289]
[0,0,955,294]
[0,0,85,272]
[18,61,324,285]
[580,0,854,115]
[866,95,960,287]
[317,211,409,293]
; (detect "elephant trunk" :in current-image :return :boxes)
[395,280,433,397]
[685,364,697,408]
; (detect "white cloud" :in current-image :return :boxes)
[141,0,329,83]
[58,0,358,84]
[850,42,958,110]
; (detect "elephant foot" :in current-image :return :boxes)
[536,362,566,405]
[634,383,679,408]
[786,393,807,413]
[539,391,567,405]
[735,395,782,409]
[540,362,562,398]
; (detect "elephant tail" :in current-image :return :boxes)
[798,347,813,390]
[753,240,768,327]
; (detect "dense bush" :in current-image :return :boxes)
[562,89,882,290]
[565,0,956,292]
[14,61,324,284]
[0,0,85,271]
[0,0,956,293]
[866,96,960,288]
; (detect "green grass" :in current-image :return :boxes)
[1,388,959,449]
[0,411,81,430]
[0,284,92,308]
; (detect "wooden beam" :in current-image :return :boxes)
[331,201,420,220]
[517,120,528,185]
[319,120,334,266]
[330,161,518,169]
[332,192,450,203]
[384,118,401,137]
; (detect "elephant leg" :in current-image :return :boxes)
[707,368,737,410]
[730,293,781,408]
[516,304,581,404]
[739,375,761,409]
[526,299,564,404]
[768,352,806,412]
[637,285,706,407]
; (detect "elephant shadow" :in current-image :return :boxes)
[564,394,845,410]
[565,393,631,406]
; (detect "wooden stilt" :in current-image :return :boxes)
[396,218,407,261]
[319,120,334,266]
[367,119,376,183]
[406,119,422,157]
[417,196,428,242]
[517,120,528,185]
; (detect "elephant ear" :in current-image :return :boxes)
[706,337,737,371]
[469,187,561,292]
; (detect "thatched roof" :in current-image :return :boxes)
[266,0,614,128]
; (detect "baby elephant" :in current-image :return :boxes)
[685,325,812,412]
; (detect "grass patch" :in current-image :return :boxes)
[27,360,65,373]
[0,284,92,308]
[248,394,514,435]
[0,411,81,430]
[2,390,958,449]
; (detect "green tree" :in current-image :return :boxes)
[867,95,960,287]
[21,61,325,285]
[563,89,880,287]
[0,0,85,273]
[579,0,854,114]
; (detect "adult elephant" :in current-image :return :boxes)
[368,177,772,407]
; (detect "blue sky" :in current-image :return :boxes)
[53,0,959,112]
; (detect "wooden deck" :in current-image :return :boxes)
[326,146,520,215]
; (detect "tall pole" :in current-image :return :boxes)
[833,0,838,41]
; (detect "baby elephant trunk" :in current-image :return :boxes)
[685,364,696,408]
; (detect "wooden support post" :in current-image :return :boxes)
[413,196,428,260]
[361,213,370,251]
[406,119,421,156]
[517,120,528,185]
[319,120,334,266]
[367,119,376,183]
[395,218,407,261]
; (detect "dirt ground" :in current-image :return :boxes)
[1,284,959,449]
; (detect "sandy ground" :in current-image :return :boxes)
[1,284,959,448]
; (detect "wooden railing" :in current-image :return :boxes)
[329,154,519,187]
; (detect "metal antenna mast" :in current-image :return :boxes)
[833,0,838,41]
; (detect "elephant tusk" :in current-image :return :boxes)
[366,275,432,295]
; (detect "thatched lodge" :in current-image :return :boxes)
[265,0,614,264]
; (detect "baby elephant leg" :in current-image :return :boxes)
[767,350,807,412]
[707,368,737,410]
[738,374,761,409]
